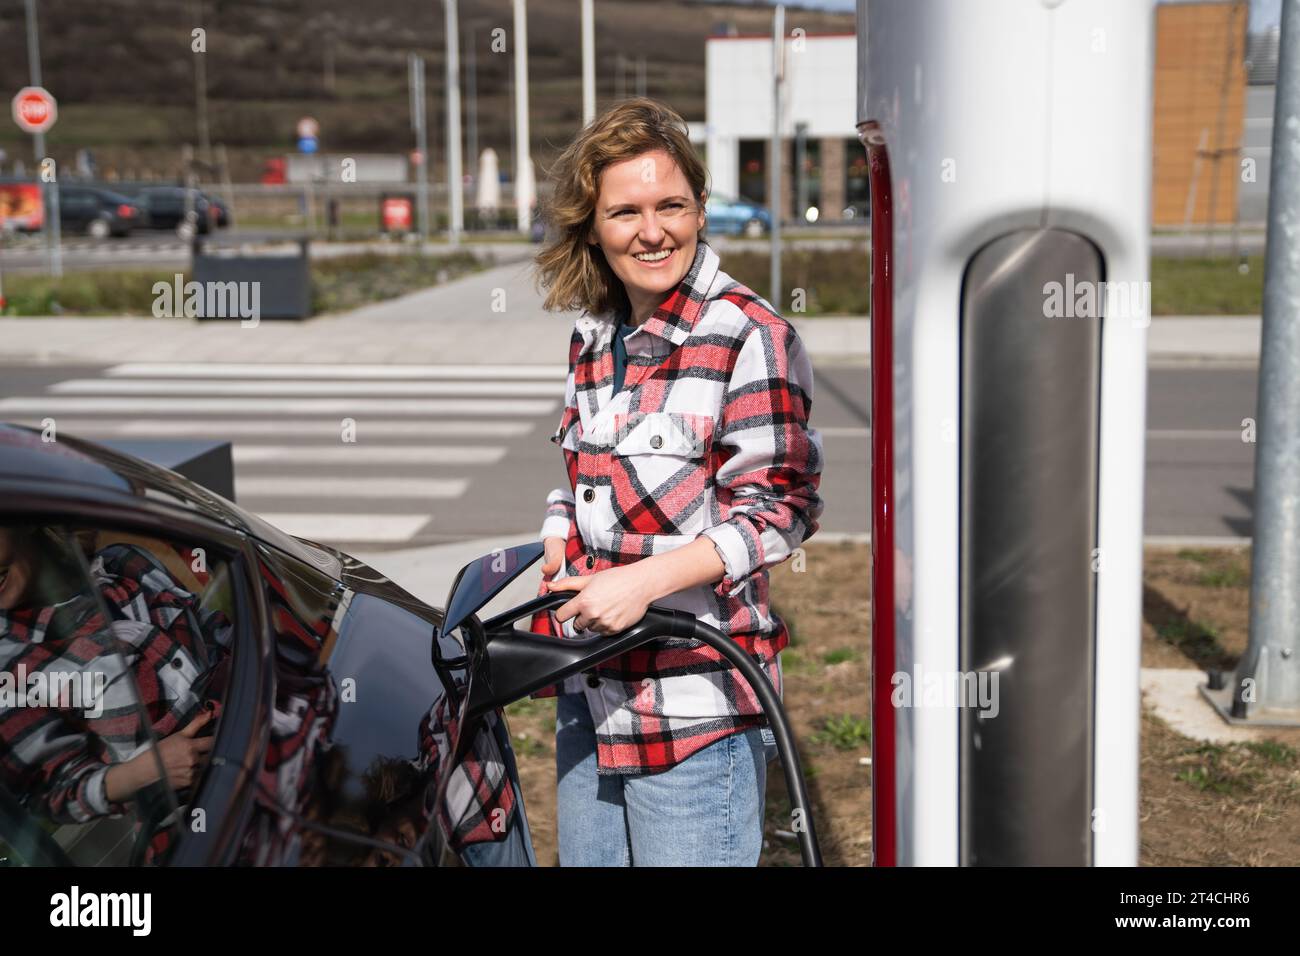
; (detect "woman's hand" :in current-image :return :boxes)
[546,565,657,636]
[155,708,218,791]
[104,705,220,802]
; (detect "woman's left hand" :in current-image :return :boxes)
[546,566,657,635]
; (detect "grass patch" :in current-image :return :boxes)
[709,250,1264,317]
[310,250,484,314]
[821,647,860,666]
[0,250,487,317]
[1155,617,1229,666]
[1198,565,1250,589]
[1151,256,1263,315]
[812,713,871,751]
[0,268,185,316]
[1173,741,1279,797]
[780,649,814,674]
[721,247,870,316]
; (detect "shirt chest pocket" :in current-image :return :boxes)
[607,411,715,536]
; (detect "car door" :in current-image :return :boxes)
[0,520,246,866]
[239,543,534,866]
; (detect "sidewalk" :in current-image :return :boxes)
[0,253,1261,366]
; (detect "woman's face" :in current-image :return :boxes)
[587,149,706,320]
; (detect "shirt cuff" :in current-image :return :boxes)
[539,513,573,543]
[85,765,127,819]
[697,520,764,599]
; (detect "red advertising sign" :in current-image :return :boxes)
[381,195,414,233]
[12,86,57,134]
[0,182,44,230]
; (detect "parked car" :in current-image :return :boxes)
[111,184,213,238]
[705,193,772,238]
[0,423,534,867]
[57,185,141,239]
[205,192,231,228]
[0,423,821,867]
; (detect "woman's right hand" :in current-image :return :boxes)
[540,536,567,585]
[155,709,217,791]
[105,706,219,802]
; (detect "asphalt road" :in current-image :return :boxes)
[0,362,1257,549]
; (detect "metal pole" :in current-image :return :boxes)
[513,0,531,234]
[410,53,430,242]
[445,0,464,246]
[466,22,478,199]
[24,0,59,277]
[769,5,784,311]
[581,0,595,126]
[193,0,212,169]
[1237,0,1300,720]
[795,120,808,223]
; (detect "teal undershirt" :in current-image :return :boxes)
[611,307,638,395]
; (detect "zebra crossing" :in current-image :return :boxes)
[0,362,568,549]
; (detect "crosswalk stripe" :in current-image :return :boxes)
[51,379,564,397]
[105,363,569,380]
[0,397,558,416]
[231,444,507,465]
[0,418,535,438]
[235,476,468,498]
[254,513,432,543]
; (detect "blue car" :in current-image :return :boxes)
[705,194,772,238]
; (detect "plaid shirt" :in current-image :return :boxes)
[0,543,230,825]
[531,240,824,774]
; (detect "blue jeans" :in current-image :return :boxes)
[555,692,778,867]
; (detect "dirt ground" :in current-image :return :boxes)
[503,542,1299,866]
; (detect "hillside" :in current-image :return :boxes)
[0,0,854,182]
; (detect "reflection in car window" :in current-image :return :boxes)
[0,523,236,866]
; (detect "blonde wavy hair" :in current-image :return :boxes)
[533,97,710,317]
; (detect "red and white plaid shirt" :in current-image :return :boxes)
[531,240,824,774]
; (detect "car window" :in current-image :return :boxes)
[0,522,238,866]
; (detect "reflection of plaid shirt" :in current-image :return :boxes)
[416,700,517,853]
[531,241,824,774]
[0,544,230,824]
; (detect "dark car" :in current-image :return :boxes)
[111,184,213,238]
[0,424,821,868]
[0,424,536,867]
[57,185,141,239]
[205,192,231,228]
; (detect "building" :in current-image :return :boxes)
[700,32,864,223]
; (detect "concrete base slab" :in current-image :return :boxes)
[1140,667,1284,743]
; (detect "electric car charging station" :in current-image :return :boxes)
[860,0,1154,866]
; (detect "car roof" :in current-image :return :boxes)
[0,422,323,564]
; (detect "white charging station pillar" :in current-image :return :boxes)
[859,0,1154,866]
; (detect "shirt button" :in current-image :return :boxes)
[585,555,595,569]
[171,657,184,669]
[586,672,601,688]
[650,434,663,449]
[583,488,595,503]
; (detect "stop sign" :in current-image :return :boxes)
[12,86,57,134]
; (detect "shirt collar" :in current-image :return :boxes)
[574,241,720,349]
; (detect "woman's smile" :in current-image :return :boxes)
[630,247,676,268]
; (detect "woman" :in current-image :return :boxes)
[531,97,824,867]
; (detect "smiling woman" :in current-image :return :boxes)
[528,98,825,868]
